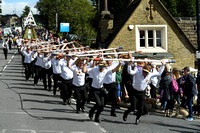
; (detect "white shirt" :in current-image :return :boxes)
[22,51,34,63]
[87,67,112,89]
[51,58,61,74]
[60,60,73,80]
[87,60,94,79]
[2,42,9,49]
[69,57,78,66]
[43,55,51,69]
[128,65,165,91]
[16,39,22,46]
[71,66,85,86]
[35,53,43,67]
[103,62,119,84]
[150,68,159,87]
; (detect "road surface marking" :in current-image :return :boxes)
[13,129,36,133]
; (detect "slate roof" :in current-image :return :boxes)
[105,0,141,48]
[175,17,197,49]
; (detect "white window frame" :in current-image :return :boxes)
[136,25,167,53]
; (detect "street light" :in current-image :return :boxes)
[197,0,200,73]
[56,0,58,34]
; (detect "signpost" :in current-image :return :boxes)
[60,23,70,32]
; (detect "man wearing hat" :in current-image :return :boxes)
[83,59,122,123]
[182,67,197,121]
[123,60,165,125]
[103,56,121,117]
[21,45,35,81]
[51,54,62,95]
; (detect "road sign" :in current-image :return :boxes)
[60,23,69,32]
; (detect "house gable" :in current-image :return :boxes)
[107,0,196,69]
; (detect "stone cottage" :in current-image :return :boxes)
[101,0,197,70]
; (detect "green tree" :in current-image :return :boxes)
[35,0,97,45]
[160,0,196,17]
[21,5,31,17]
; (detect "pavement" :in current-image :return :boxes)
[0,46,199,133]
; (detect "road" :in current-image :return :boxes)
[0,47,199,133]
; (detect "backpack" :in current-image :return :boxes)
[171,76,179,93]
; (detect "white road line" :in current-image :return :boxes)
[13,129,36,133]
[69,131,87,133]
[2,65,7,71]
[1,51,17,73]
[39,130,63,133]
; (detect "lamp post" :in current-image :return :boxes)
[104,0,108,11]
[56,0,58,34]
[197,0,200,73]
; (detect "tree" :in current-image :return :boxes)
[35,0,97,45]
[160,0,196,17]
[21,5,31,17]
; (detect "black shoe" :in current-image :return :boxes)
[67,99,71,105]
[81,108,85,113]
[111,112,117,117]
[95,118,101,123]
[63,100,67,105]
[123,111,128,121]
[76,110,80,114]
[89,111,93,120]
[135,119,141,125]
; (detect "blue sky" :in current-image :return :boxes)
[5,0,38,3]
[2,0,39,16]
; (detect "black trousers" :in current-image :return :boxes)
[34,65,41,84]
[104,83,118,113]
[3,48,8,59]
[73,85,88,111]
[53,73,61,95]
[150,83,157,99]
[41,67,52,90]
[24,63,32,80]
[89,87,106,120]
[60,78,73,102]
[86,77,93,103]
[126,88,146,120]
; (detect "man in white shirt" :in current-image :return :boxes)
[2,39,9,60]
[123,60,165,125]
[103,58,120,117]
[21,46,35,81]
[51,55,62,95]
[33,52,43,86]
[83,59,122,123]
[150,64,159,99]
[67,58,87,113]
[41,52,52,91]
[59,56,73,105]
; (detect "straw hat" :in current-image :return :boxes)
[52,47,57,50]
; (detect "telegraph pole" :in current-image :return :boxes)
[197,0,200,73]
[56,0,58,34]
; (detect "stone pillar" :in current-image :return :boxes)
[99,11,114,47]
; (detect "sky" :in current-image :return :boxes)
[2,0,39,16]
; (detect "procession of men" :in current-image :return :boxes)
[0,32,193,127]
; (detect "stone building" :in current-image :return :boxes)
[102,0,197,69]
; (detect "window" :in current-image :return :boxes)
[136,25,167,53]
[140,30,145,47]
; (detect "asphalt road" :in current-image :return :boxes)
[0,47,199,133]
